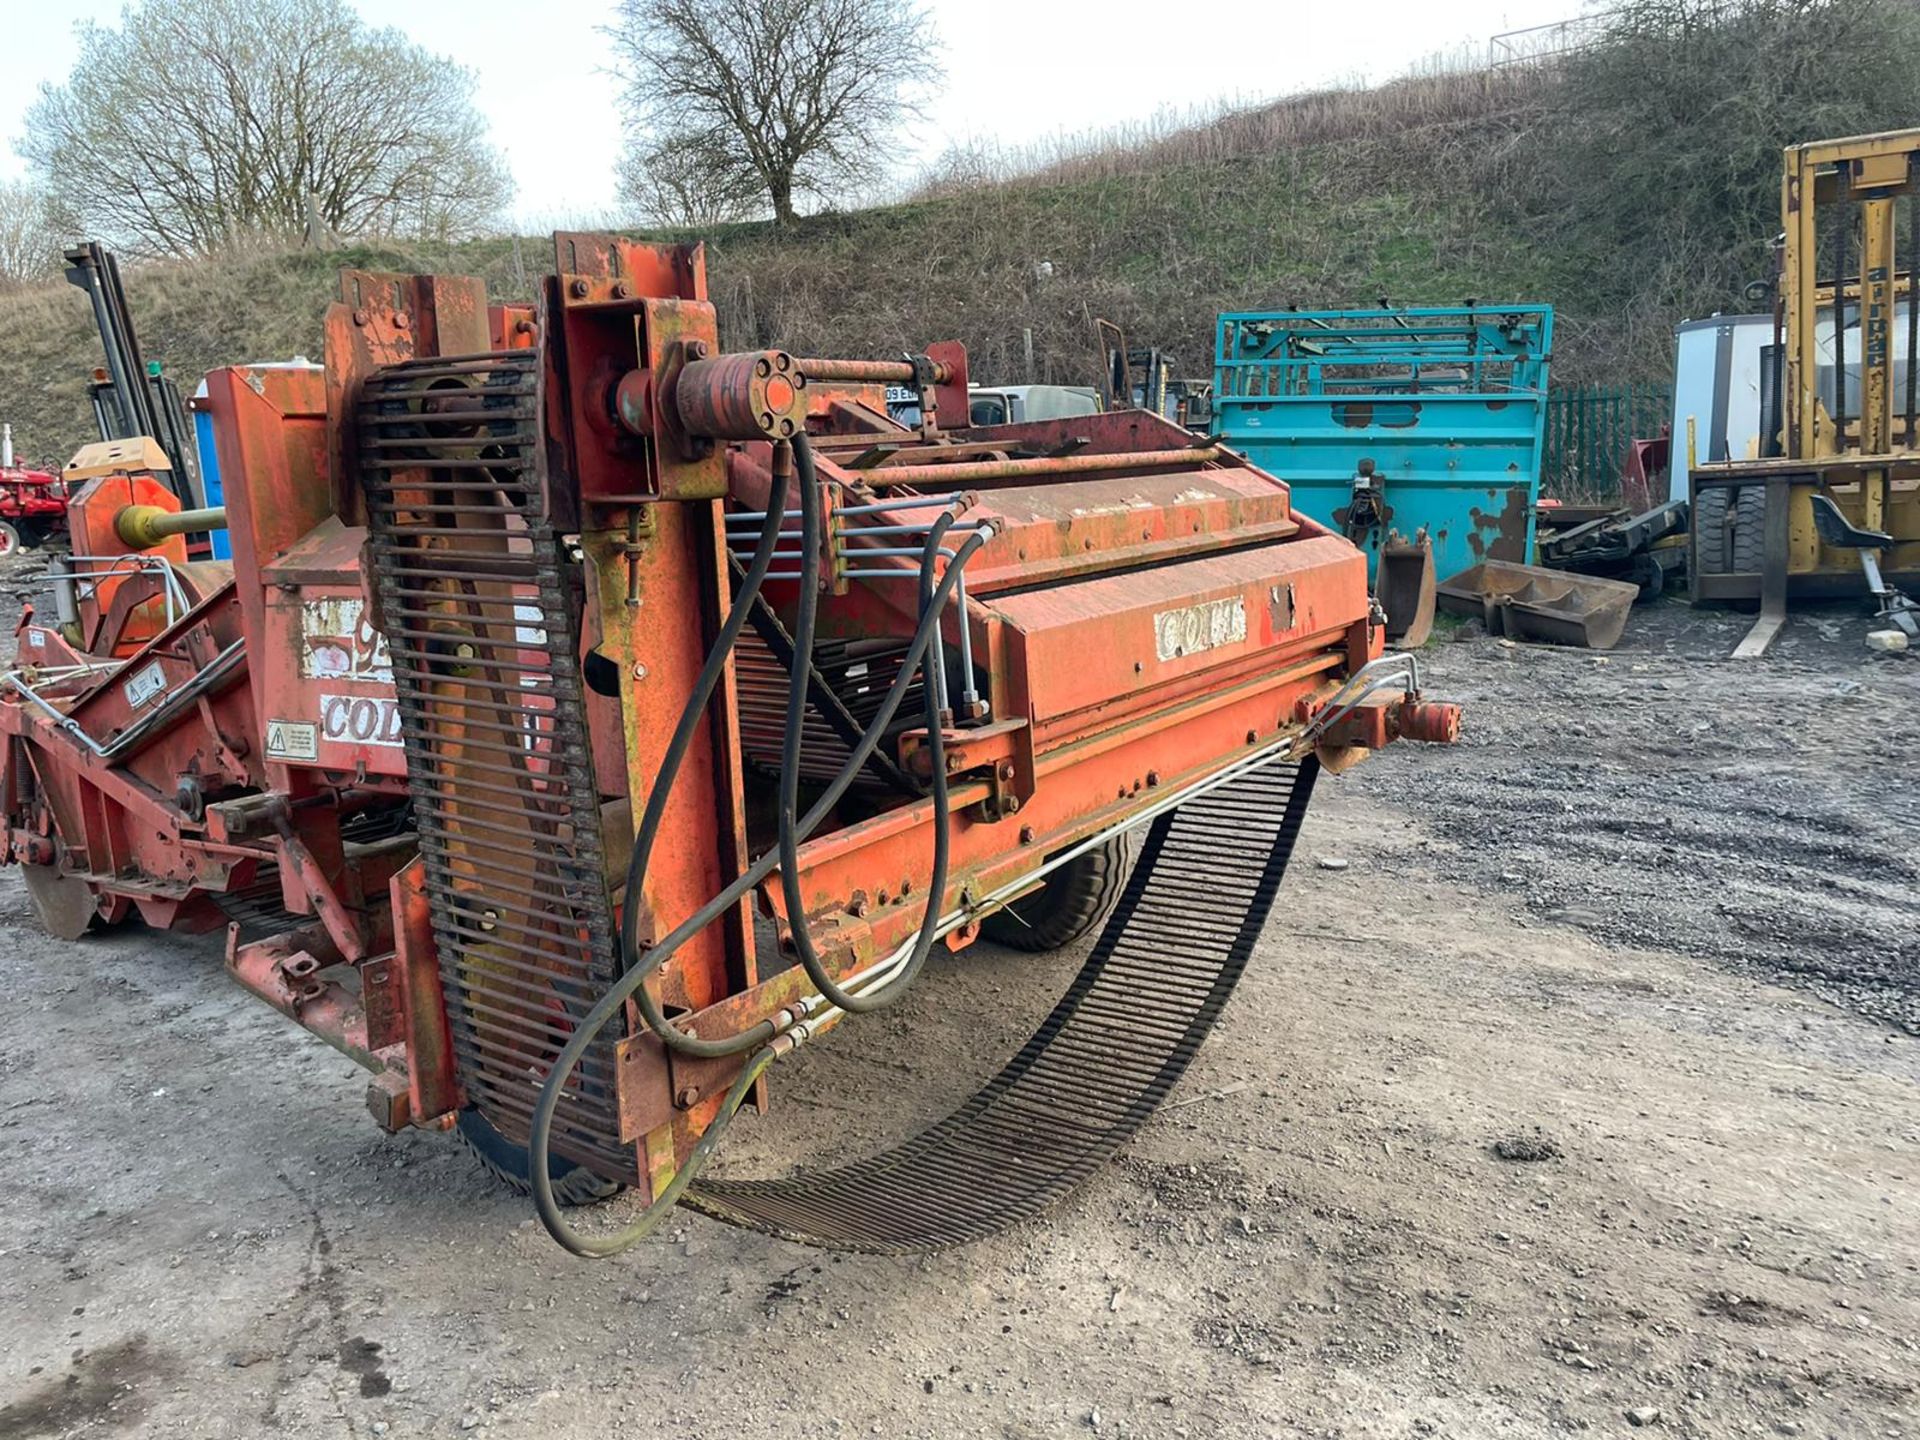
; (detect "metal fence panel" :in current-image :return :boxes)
[1543,384,1674,503]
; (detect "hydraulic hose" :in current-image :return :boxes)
[777,472,955,1013]
[530,513,989,1255]
[616,443,792,984]
[536,1042,779,1260]
[619,436,971,1058]
[620,520,981,1060]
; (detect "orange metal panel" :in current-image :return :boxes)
[832,468,1300,594]
[989,534,1366,726]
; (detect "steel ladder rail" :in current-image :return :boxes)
[682,756,1319,1253]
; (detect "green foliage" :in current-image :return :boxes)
[1530,0,1920,371]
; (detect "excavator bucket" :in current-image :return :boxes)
[1377,531,1436,648]
[1437,559,1639,650]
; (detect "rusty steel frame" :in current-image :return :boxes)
[0,230,1457,1212]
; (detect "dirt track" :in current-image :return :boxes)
[1,582,1917,1440]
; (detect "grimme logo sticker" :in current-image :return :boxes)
[320,694,403,747]
[264,719,320,761]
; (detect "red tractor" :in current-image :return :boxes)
[0,431,67,555]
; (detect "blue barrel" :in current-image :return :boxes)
[190,387,232,560]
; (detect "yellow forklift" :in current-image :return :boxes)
[1689,128,1920,655]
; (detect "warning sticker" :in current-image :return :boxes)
[125,660,169,709]
[264,719,320,761]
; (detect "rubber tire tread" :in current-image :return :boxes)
[980,836,1131,952]
[456,1108,626,1208]
[1694,486,1767,575]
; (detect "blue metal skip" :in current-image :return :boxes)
[1212,306,1553,584]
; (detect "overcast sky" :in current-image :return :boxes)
[2,0,1569,228]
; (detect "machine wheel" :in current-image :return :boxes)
[981,836,1132,952]
[456,1107,626,1208]
[0,521,22,558]
[1693,486,1767,575]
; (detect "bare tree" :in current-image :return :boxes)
[0,180,60,292]
[21,0,510,257]
[608,0,942,225]
[619,133,765,229]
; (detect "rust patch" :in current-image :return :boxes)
[1465,487,1532,562]
[1492,486,1532,560]
[1267,582,1296,632]
[1331,400,1423,429]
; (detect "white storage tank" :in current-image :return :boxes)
[1668,314,1774,504]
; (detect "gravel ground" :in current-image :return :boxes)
[1368,602,1920,1032]
[1,557,1916,1439]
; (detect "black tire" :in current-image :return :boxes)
[456,1107,626,1208]
[981,836,1132,952]
[0,521,21,557]
[1693,485,1767,576]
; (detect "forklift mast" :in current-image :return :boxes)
[64,241,200,508]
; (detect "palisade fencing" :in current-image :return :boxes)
[1543,383,1673,502]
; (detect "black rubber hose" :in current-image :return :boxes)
[534,1042,779,1260]
[530,528,989,1255]
[777,501,956,1014]
[623,523,980,1061]
[616,447,791,981]
[622,438,970,1059]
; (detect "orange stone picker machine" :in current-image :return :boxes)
[0,236,1459,1257]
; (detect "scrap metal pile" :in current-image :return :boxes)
[0,236,1456,1256]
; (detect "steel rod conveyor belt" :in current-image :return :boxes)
[684,757,1318,1253]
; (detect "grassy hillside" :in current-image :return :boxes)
[5,0,1917,467]
[699,95,1556,395]
[0,237,539,467]
[0,75,1556,467]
